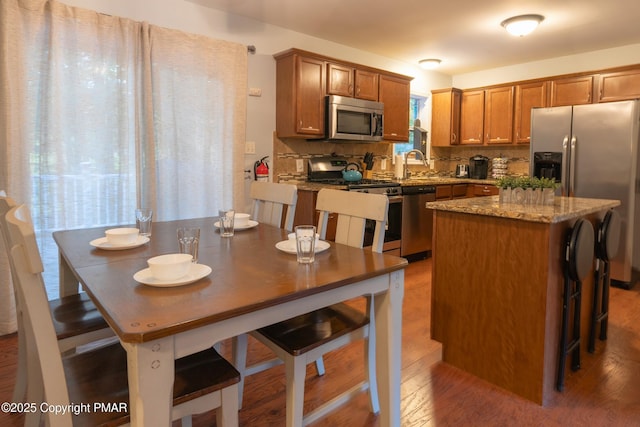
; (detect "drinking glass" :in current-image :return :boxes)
[177,227,200,264]
[295,225,316,264]
[135,208,153,237]
[219,209,235,237]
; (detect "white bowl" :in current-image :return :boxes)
[147,253,193,281]
[105,228,139,246]
[234,213,251,227]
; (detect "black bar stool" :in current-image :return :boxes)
[557,218,594,392]
[589,209,621,353]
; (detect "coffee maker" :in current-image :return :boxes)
[469,155,489,179]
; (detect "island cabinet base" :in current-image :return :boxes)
[430,210,598,406]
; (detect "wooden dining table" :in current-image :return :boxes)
[53,217,408,426]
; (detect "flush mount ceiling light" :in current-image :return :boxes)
[501,14,544,37]
[419,59,442,70]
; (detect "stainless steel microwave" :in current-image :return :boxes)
[325,95,384,142]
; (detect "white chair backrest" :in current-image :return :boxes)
[0,192,17,249]
[315,188,389,253]
[250,181,298,231]
[6,204,73,426]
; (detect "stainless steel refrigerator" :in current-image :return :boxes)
[530,100,640,289]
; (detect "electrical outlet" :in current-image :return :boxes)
[381,158,387,170]
[245,141,256,154]
[296,159,304,173]
[248,87,262,97]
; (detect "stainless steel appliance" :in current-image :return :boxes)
[401,185,436,258]
[469,155,489,179]
[325,95,384,142]
[530,100,640,289]
[307,156,402,254]
[455,164,469,178]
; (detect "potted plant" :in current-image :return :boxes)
[495,176,559,205]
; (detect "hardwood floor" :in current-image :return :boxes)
[1,257,639,426]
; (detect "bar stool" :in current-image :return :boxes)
[557,218,594,392]
[589,209,621,353]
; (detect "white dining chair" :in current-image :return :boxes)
[0,194,114,405]
[236,188,388,426]
[5,203,241,427]
[232,181,299,404]
[249,181,298,230]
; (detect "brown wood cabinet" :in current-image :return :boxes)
[467,184,498,197]
[326,63,379,101]
[275,48,411,141]
[598,69,640,102]
[484,86,514,144]
[549,75,594,106]
[460,90,485,144]
[431,88,461,146]
[275,52,325,138]
[435,184,468,200]
[379,74,411,141]
[514,81,548,144]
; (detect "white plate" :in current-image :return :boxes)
[275,240,330,255]
[213,220,259,230]
[90,236,150,251]
[133,264,212,287]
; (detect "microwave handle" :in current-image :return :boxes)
[373,113,383,136]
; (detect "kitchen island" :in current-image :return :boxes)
[426,195,619,405]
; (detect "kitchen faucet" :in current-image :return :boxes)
[403,149,428,179]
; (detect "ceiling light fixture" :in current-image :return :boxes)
[501,14,544,37]
[419,59,442,70]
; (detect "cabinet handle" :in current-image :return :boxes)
[452,133,457,142]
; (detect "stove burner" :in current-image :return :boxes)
[308,178,401,195]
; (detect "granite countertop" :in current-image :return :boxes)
[426,196,620,223]
[286,177,496,191]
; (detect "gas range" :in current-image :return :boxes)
[309,178,402,196]
[307,156,401,196]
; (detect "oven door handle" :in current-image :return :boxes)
[387,195,403,203]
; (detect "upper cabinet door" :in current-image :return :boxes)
[484,86,514,144]
[294,56,326,136]
[514,81,548,144]
[550,76,593,106]
[379,75,411,141]
[460,90,485,144]
[327,62,354,97]
[431,88,461,146]
[354,69,379,101]
[598,69,640,103]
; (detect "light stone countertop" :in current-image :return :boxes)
[426,196,620,224]
[283,177,496,192]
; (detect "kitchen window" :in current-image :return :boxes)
[393,94,429,163]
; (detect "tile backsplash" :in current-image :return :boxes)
[273,132,531,181]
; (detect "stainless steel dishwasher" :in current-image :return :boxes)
[400,185,436,257]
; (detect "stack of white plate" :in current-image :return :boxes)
[492,157,508,179]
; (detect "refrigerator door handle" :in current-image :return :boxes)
[569,135,577,197]
[562,136,570,196]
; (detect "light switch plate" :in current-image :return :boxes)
[245,141,256,154]
[248,87,262,97]
[296,159,304,173]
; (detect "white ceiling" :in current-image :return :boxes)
[190,0,640,75]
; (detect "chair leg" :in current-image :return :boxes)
[589,265,601,353]
[231,334,248,408]
[557,273,572,392]
[285,357,306,427]
[600,262,611,341]
[364,328,380,414]
[11,319,27,403]
[216,384,239,427]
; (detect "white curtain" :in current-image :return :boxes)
[0,0,247,332]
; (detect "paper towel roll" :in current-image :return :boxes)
[394,155,404,179]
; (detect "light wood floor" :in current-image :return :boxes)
[1,257,640,426]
